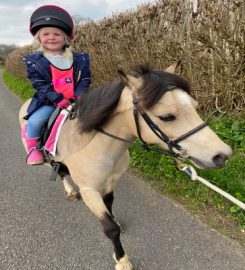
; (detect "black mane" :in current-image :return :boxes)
[77,65,191,133]
[77,80,125,133]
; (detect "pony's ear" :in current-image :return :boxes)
[165,60,182,74]
[117,69,142,90]
[117,69,128,85]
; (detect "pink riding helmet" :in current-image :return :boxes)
[30,5,74,39]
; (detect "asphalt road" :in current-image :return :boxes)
[0,71,244,270]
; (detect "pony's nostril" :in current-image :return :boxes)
[212,154,229,167]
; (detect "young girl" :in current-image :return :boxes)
[22,5,91,165]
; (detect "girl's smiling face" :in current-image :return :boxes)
[39,27,66,54]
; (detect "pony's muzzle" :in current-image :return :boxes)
[212,152,231,168]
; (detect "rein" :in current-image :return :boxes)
[94,94,206,160]
[96,127,132,143]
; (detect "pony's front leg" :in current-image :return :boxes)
[80,188,133,270]
[58,169,81,201]
[103,192,124,234]
[103,192,114,216]
[63,176,81,201]
[102,213,133,270]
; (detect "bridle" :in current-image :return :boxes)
[94,91,207,160]
[132,95,207,159]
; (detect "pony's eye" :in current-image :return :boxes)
[159,114,176,122]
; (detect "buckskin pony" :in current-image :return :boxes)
[19,62,232,270]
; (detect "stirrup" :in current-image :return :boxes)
[49,162,62,181]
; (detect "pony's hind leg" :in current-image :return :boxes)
[81,188,133,270]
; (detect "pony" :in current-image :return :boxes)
[19,62,232,270]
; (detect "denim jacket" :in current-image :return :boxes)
[23,51,91,118]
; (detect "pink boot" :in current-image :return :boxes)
[26,137,44,165]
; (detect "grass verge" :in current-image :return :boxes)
[3,69,245,246]
[3,69,34,100]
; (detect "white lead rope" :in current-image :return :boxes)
[177,162,245,211]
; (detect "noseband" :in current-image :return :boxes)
[132,95,207,159]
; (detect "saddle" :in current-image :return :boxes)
[37,104,76,155]
[37,106,74,181]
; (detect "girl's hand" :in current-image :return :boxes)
[55,98,70,108]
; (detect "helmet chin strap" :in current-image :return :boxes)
[62,43,70,50]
